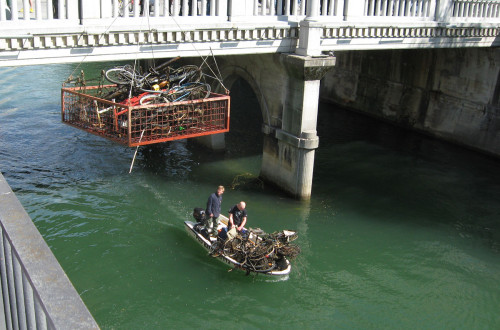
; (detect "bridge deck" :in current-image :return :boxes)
[0,0,499,66]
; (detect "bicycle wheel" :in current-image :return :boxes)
[164,88,190,102]
[139,93,167,105]
[249,257,276,273]
[169,65,203,84]
[222,237,243,258]
[184,82,211,99]
[105,67,136,85]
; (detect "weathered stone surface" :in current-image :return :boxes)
[320,48,500,157]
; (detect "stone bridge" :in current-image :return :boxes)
[1,0,499,199]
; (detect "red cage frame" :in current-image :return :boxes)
[61,85,230,147]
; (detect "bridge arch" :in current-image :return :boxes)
[217,64,271,129]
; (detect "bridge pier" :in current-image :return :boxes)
[195,133,226,151]
[260,54,336,199]
[200,53,334,199]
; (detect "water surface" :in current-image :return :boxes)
[0,63,499,329]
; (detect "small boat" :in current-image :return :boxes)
[184,211,296,277]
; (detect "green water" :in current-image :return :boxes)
[0,63,499,329]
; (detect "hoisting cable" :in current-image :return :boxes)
[167,10,229,94]
[129,128,146,173]
[65,1,126,84]
[127,0,158,173]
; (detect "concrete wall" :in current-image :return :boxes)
[320,48,500,157]
[0,172,99,329]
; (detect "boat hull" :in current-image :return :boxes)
[184,220,291,277]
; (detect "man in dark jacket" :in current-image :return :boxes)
[228,201,247,233]
[206,185,224,233]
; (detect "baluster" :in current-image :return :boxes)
[330,0,336,15]
[176,0,182,17]
[396,0,401,16]
[491,2,497,17]
[33,294,48,330]
[484,1,490,17]
[133,0,140,16]
[193,0,198,16]
[58,0,64,19]
[152,0,159,17]
[112,0,118,18]
[201,0,206,16]
[387,0,394,16]
[0,230,13,329]
[210,0,215,15]
[34,0,42,20]
[4,241,19,330]
[22,272,36,330]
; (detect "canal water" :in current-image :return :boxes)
[0,63,499,329]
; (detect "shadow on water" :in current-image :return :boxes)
[137,77,268,193]
[316,101,500,252]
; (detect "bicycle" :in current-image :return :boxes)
[139,82,211,105]
[104,59,202,93]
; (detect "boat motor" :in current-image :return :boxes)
[193,207,213,236]
[193,207,206,223]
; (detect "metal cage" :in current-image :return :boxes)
[61,85,230,147]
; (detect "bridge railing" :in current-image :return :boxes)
[0,0,78,24]
[1,0,499,27]
[0,172,99,329]
[450,0,500,21]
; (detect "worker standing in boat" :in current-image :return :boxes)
[206,185,224,234]
[228,201,247,233]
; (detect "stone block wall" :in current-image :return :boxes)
[320,48,500,157]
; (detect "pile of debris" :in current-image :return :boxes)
[61,58,230,147]
[213,228,301,273]
[64,57,212,106]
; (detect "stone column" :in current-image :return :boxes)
[194,134,226,151]
[260,54,336,200]
[296,0,322,56]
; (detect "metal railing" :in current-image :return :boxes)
[0,172,99,329]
